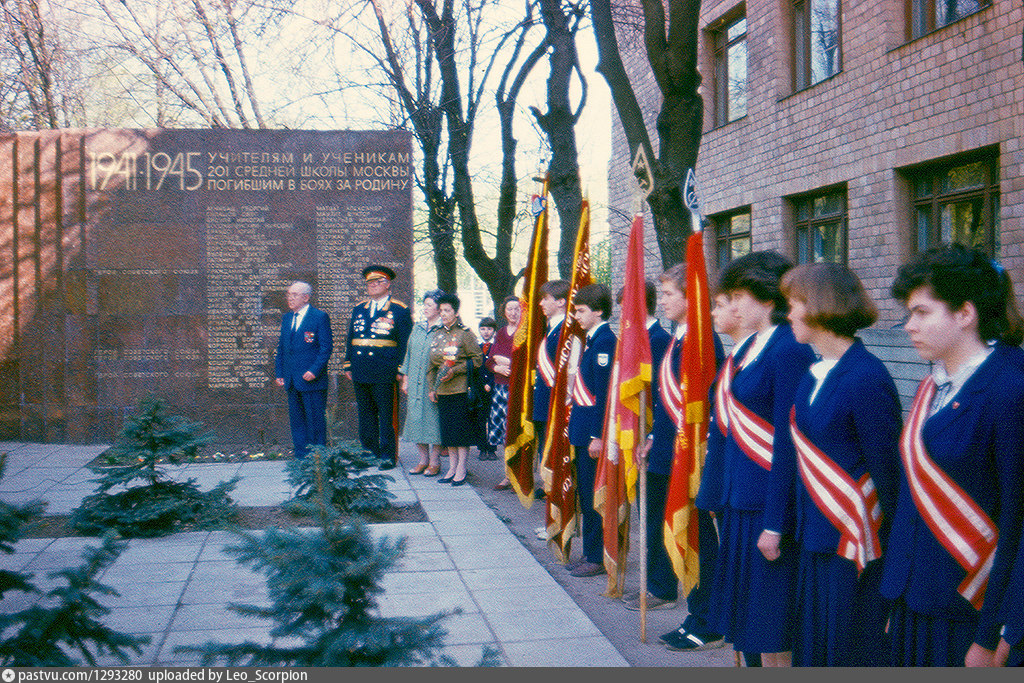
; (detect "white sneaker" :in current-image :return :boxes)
[535,526,548,540]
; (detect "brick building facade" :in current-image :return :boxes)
[609,0,1023,330]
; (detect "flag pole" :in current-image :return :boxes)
[630,145,654,644]
[638,386,648,642]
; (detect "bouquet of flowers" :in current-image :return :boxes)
[434,344,459,391]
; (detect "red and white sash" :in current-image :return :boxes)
[790,407,881,572]
[659,337,685,428]
[721,360,774,470]
[537,336,556,388]
[714,355,736,437]
[900,377,998,610]
[572,368,596,407]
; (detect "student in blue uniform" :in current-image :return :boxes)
[781,263,902,666]
[343,265,413,469]
[622,279,674,609]
[661,283,745,654]
[566,283,617,578]
[707,251,815,667]
[533,279,569,500]
[884,243,1024,667]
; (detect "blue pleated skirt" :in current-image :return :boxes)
[710,507,797,653]
[792,548,891,666]
[887,599,976,666]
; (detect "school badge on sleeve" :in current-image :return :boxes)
[597,353,610,367]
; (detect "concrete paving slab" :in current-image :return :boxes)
[377,585,477,618]
[104,604,178,634]
[99,580,187,608]
[503,636,629,667]
[485,606,603,642]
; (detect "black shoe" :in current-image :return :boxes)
[438,473,455,483]
[534,488,546,500]
[659,626,725,652]
[378,459,396,470]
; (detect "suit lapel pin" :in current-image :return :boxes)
[952,401,959,410]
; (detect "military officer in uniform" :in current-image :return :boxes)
[343,265,413,469]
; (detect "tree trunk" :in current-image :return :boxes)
[532,0,584,279]
[590,0,702,269]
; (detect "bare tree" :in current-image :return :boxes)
[0,0,85,130]
[591,0,702,268]
[90,0,270,128]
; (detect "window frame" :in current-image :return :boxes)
[713,208,753,270]
[711,12,748,128]
[790,187,849,265]
[793,0,842,92]
[906,0,990,40]
[907,151,1000,257]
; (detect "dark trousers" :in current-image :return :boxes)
[681,508,721,636]
[287,388,327,459]
[574,443,602,564]
[354,380,398,463]
[644,471,678,600]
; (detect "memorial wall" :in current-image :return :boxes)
[0,128,413,447]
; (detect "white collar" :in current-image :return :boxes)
[808,357,840,405]
[739,325,777,368]
[673,323,688,340]
[730,332,754,356]
[932,347,992,394]
[370,294,390,309]
[548,314,565,331]
[293,304,309,319]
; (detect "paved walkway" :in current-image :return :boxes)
[0,441,629,667]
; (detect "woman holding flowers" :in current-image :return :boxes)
[428,293,483,486]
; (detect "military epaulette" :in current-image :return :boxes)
[390,299,408,309]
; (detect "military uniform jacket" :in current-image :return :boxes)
[275,306,333,392]
[879,345,1024,649]
[343,296,413,384]
[532,319,563,422]
[568,322,617,448]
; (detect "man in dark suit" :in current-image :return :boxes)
[566,283,617,578]
[342,265,412,470]
[275,280,333,459]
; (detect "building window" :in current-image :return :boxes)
[794,0,841,91]
[793,189,847,264]
[909,0,990,39]
[909,153,1000,257]
[713,15,747,127]
[714,210,752,269]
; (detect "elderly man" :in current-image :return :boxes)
[275,280,333,459]
[343,265,412,469]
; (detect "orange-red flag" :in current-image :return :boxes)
[542,199,592,561]
[504,182,550,508]
[663,229,717,594]
[595,213,651,596]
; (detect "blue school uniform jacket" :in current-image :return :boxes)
[649,326,726,477]
[568,322,617,448]
[713,324,815,534]
[697,334,758,512]
[790,339,902,554]
[879,346,1024,650]
[532,320,563,422]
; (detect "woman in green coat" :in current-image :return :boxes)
[399,289,444,476]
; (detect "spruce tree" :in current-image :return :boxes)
[0,454,149,666]
[180,473,494,666]
[70,396,238,537]
[286,443,395,514]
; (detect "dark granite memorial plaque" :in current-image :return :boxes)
[0,129,413,448]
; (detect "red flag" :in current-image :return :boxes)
[504,182,550,508]
[664,229,717,594]
[542,199,592,561]
[595,213,651,596]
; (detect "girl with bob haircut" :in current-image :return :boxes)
[883,243,1024,667]
[781,263,902,666]
[706,250,816,666]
